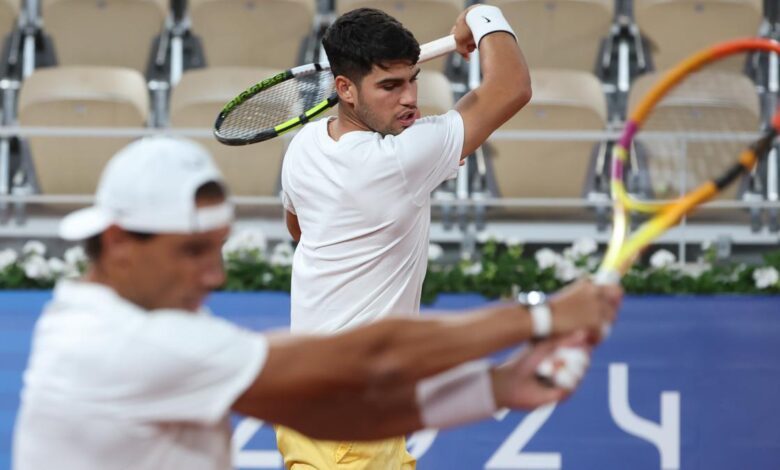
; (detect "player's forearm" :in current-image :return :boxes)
[478,32,531,115]
[271,382,424,441]
[258,303,532,397]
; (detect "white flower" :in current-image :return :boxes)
[22,255,52,280]
[428,243,444,261]
[270,242,294,267]
[554,258,584,282]
[476,231,503,244]
[753,267,779,289]
[463,262,483,276]
[568,238,598,259]
[223,229,267,258]
[505,237,522,248]
[47,258,67,276]
[22,240,46,257]
[64,246,87,267]
[677,262,710,279]
[535,248,561,270]
[0,248,18,271]
[650,249,676,269]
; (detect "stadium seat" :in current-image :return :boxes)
[336,0,462,71]
[417,70,454,116]
[0,0,17,46]
[18,66,149,194]
[41,0,167,72]
[189,0,315,70]
[627,70,761,201]
[486,0,614,71]
[488,69,607,199]
[170,67,288,196]
[635,0,763,72]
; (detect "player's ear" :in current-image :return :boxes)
[335,76,356,104]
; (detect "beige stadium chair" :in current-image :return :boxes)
[190,0,315,70]
[627,70,760,204]
[417,70,454,116]
[336,0,462,72]
[0,0,18,45]
[41,0,167,72]
[170,67,288,196]
[489,69,607,199]
[18,66,149,194]
[487,0,614,71]
[635,0,763,72]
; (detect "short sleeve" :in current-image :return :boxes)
[110,312,268,425]
[391,110,464,205]
[281,189,296,214]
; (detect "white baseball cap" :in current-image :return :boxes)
[59,136,234,240]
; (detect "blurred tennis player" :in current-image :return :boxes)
[12,137,620,470]
[278,5,622,469]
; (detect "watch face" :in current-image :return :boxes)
[519,290,546,306]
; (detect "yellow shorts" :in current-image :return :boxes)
[275,425,416,470]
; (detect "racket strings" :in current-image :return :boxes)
[636,70,760,200]
[218,71,336,141]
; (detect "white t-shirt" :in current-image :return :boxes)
[282,110,464,333]
[13,280,268,470]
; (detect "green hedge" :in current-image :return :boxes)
[2,234,779,303]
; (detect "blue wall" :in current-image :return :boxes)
[1,291,779,470]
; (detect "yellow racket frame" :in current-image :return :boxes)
[600,38,780,279]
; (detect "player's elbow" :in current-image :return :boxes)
[509,79,532,112]
[518,83,532,108]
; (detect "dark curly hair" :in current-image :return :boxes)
[322,8,420,85]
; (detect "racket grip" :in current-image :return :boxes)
[535,347,590,390]
[419,34,457,63]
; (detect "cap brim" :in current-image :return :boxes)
[59,207,113,241]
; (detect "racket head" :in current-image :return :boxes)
[600,38,780,277]
[213,35,457,146]
[214,63,338,146]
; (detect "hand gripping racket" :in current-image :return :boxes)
[214,35,457,146]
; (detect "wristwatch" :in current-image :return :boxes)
[516,290,552,339]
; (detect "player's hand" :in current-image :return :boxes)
[548,278,623,343]
[451,7,478,60]
[492,331,591,409]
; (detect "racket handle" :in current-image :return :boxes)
[419,34,457,64]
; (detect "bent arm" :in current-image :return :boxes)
[456,25,531,158]
[232,303,532,439]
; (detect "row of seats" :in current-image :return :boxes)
[0,0,769,73]
[17,64,763,203]
[1,0,776,206]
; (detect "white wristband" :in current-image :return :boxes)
[529,303,553,338]
[465,5,517,48]
[416,360,497,429]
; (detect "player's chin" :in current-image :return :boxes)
[181,295,206,312]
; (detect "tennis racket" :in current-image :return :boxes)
[214,35,457,146]
[598,38,779,284]
[537,38,780,389]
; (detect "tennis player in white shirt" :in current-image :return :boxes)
[278,5,620,469]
